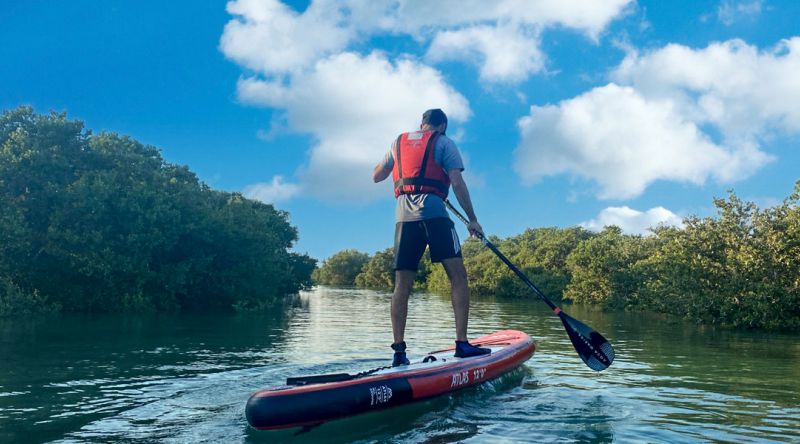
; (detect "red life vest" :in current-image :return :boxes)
[392,130,450,199]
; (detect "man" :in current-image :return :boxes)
[373,108,491,367]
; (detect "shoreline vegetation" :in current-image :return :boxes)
[0,107,315,315]
[315,184,800,332]
[3,107,798,332]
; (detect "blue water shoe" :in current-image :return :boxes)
[455,340,491,358]
[391,341,410,367]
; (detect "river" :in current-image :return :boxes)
[1,287,798,443]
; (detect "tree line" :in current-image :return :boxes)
[0,107,315,315]
[315,183,800,331]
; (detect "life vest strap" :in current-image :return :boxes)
[393,177,449,195]
[415,131,438,193]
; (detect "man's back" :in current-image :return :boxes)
[382,131,465,222]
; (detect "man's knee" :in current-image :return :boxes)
[394,270,416,293]
[441,258,468,286]
[450,274,468,292]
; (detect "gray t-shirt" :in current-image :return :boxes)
[381,132,464,222]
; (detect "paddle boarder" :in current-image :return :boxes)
[373,108,490,366]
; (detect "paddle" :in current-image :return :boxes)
[444,199,615,371]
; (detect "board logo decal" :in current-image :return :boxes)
[369,385,393,406]
[451,370,470,387]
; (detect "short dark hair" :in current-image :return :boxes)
[421,109,447,127]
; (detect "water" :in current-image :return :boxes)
[1,287,798,443]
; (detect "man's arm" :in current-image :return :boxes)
[448,169,484,237]
[374,147,394,183]
[373,163,391,183]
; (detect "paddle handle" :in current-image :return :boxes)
[444,199,559,313]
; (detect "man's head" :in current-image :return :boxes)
[421,108,447,134]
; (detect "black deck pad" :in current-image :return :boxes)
[286,373,354,386]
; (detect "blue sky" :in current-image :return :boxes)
[2,0,798,261]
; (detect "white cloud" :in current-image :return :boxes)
[581,206,684,235]
[239,51,470,202]
[505,0,635,39]
[220,0,352,74]
[717,0,763,26]
[388,0,633,39]
[515,37,800,200]
[613,38,800,139]
[514,84,771,199]
[221,0,634,81]
[329,0,632,88]
[426,23,545,83]
[243,176,302,204]
[407,1,632,83]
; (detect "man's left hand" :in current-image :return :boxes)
[467,221,484,238]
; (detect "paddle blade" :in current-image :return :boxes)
[560,312,615,371]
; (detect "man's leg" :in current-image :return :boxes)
[441,257,469,342]
[392,270,416,344]
[443,256,490,357]
[392,220,425,345]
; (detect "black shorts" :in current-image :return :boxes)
[394,217,462,271]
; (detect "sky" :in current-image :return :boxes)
[2,0,799,261]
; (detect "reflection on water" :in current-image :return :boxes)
[1,287,798,443]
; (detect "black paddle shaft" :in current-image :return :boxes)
[444,199,615,371]
[444,200,558,311]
